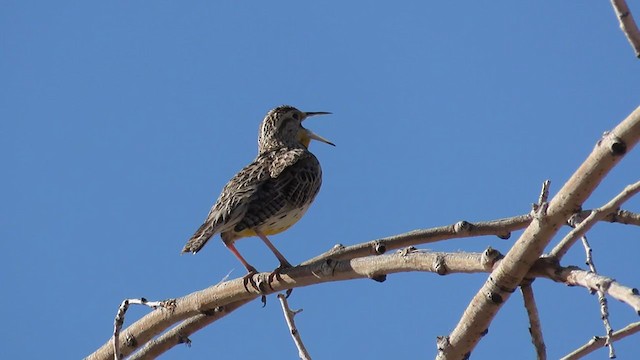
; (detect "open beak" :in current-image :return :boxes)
[300,111,334,147]
[304,128,335,146]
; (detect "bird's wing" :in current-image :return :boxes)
[234,149,321,232]
[181,156,272,254]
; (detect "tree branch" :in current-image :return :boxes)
[550,180,640,259]
[436,106,640,359]
[561,321,640,360]
[521,282,546,360]
[112,298,175,360]
[610,0,640,57]
[127,299,252,360]
[580,235,615,358]
[86,249,640,360]
[278,294,312,360]
[303,216,528,265]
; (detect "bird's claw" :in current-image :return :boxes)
[267,262,292,291]
[242,269,259,293]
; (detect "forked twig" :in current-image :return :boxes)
[278,294,311,360]
[550,180,640,259]
[580,235,615,358]
[561,321,640,359]
[113,298,176,360]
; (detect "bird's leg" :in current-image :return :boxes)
[255,230,293,288]
[224,242,259,292]
[255,230,293,268]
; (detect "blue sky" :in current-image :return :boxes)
[2,2,640,359]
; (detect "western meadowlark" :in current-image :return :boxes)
[182,105,333,277]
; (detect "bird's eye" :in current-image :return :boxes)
[292,113,300,120]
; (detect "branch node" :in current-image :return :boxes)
[436,335,451,352]
[434,255,447,275]
[373,241,386,255]
[454,220,473,233]
[397,246,417,256]
[125,333,137,348]
[487,291,504,305]
[178,334,192,347]
[568,211,591,227]
[611,139,627,155]
[318,258,337,277]
[480,247,503,270]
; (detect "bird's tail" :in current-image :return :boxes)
[182,222,215,254]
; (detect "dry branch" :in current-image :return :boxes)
[521,283,546,360]
[436,106,640,359]
[610,0,640,57]
[580,235,615,358]
[561,321,640,360]
[87,105,640,359]
[112,298,175,360]
[127,299,251,360]
[550,180,640,259]
[86,249,640,360]
[278,294,311,360]
[303,216,528,265]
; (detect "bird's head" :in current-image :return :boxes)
[258,105,334,153]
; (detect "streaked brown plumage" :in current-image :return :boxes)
[182,105,333,274]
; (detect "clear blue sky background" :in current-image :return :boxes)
[2,2,640,359]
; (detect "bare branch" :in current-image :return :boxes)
[87,249,640,360]
[436,106,640,359]
[88,202,640,360]
[561,321,640,360]
[580,235,615,358]
[610,0,640,58]
[127,299,251,360]
[521,282,546,360]
[530,258,640,315]
[535,179,552,209]
[112,298,175,360]
[303,215,531,265]
[550,180,640,259]
[278,294,312,360]
[604,208,640,225]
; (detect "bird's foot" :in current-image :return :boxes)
[242,267,259,293]
[267,261,293,291]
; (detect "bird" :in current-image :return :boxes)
[182,105,333,279]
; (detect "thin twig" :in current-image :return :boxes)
[303,214,532,265]
[113,298,175,360]
[561,321,640,360]
[536,180,551,207]
[580,235,616,358]
[128,299,252,360]
[549,180,640,259]
[278,294,312,360]
[610,0,640,58]
[521,282,546,360]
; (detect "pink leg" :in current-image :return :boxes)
[255,230,292,268]
[225,242,261,292]
[225,242,258,274]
